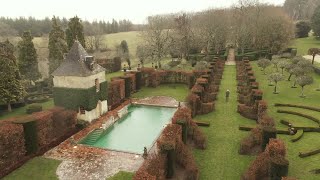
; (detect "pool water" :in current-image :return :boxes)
[80,105,176,154]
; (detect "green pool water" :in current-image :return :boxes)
[80,105,176,154]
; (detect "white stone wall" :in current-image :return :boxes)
[117,105,129,119]
[53,71,106,89]
[77,100,108,123]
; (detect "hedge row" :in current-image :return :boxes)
[236,49,271,61]
[53,81,108,111]
[0,121,26,178]
[171,107,207,149]
[97,57,121,73]
[134,124,199,179]
[299,148,320,158]
[243,139,289,180]
[107,79,125,109]
[237,60,278,156]
[187,60,224,116]
[277,110,320,125]
[274,103,320,112]
[291,130,304,142]
[0,107,77,178]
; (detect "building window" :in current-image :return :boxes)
[95,78,100,92]
[79,106,85,114]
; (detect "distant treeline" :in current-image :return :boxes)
[0,16,143,37]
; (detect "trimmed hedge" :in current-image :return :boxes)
[291,130,304,142]
[53,81,108,111]
[299,148,320,158]
[274,103,320,112]
[243,139,288,180]
[14,118,39,155]
[239,126,254,131]
[26,103,43,114]
[0,121,26,178]
[280,119,291,127]
[26,94,50,104]
[277,110,320,125]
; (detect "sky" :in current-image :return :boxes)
[0,0,285,24]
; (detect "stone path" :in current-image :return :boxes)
[225,48,236,65]
[44,141,144,180]
[303,55,320,63]
[54,150,143,180]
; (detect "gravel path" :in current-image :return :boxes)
[226,48,236,65]
[303,55,320,63]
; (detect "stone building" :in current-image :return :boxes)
[52,41,108,122]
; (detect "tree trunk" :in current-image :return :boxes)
[288,73,292,81]
[281,68,284,74]
[7,103,12,112]
[312,55,315,64]
[301,86,304,97]
[274,82,277,93]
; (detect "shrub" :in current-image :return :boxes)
[0,121,26,178]
[26,103,43,114]
[190,122,207,149]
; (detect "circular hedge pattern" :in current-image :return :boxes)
[26,94,50,104]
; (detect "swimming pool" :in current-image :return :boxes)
[79,105,176,154]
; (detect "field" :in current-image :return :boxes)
[291,36,320,55]
[251,61,320,180]
[6,31,142,79]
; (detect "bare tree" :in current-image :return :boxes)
[257,58,271,74]
[84,22,103,51]
[141,15,171,64]
[296,75,313,97]
[268,73,284,94]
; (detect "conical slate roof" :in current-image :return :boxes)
[52,41,105,77]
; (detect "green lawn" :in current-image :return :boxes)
[0,99,54,120]
[132,84,189,102]
[192,65,256,179]
[251,61,320,180]
[291,36,320,55]
[3,157,61,180]
[107,171,134,180]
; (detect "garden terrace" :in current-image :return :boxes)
[251,60,320,179]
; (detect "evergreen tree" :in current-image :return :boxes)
[0,40,26,112]
[65,16,86,49]
[296,20,311,38]
[48,16,68,75]
[311,5,320,36]
[119,40,131,69]
[18,31,41,82]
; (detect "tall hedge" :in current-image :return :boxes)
[0,121,26,178]
[15,118,39,155]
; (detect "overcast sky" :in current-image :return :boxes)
[1,0,285,24]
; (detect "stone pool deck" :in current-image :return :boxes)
[132,96,181,107]
[43,96,180,179]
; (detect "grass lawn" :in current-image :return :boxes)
[132,84,189,102]
[291,36,320,55]
[0,99,54,120]
[3,157,61,180]
[251,61,320,180]
[192,65,256,179]
[107,171,134,180]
